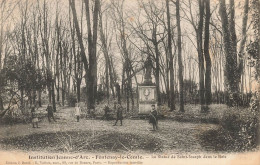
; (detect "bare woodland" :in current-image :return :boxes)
[0,0,259,153]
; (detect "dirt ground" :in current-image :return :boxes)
[0,106,219,153]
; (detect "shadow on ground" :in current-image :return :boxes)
[0,131,163,153]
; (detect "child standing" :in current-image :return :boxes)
[149,105,158,130]
[113,103,123,126]
[75,103,81,122]
[31,105,39,128]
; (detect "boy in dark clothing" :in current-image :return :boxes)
[46,104,56,122]
[149,105,158,130]
[113,103,123,126]
[31,105,39,128]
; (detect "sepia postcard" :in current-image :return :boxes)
[0,0,259,165]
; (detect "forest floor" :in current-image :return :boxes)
[0,105,221,153]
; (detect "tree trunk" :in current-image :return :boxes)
[125,60,131,112]
[115,83,121,104]
[69,0,89,105]
[130,78,134,111]
[108,57,115,98]
[198,0,205,111]
[55,14,60,104]
[20,88,24,112]
[238,0,249,93]
[99,13,110,101]
[77,78,81,102]
[48,87,52,104]
[204,0,211,106]
[105,59,109,101]
[62,87,65,106]
[75,50,82,102]
[84,0,100,109]
[0,97,3,110]
[42,0,52,105]
[176,0,184,112]
[61,46,65,106]
[166,0,175,111]
[51,80,56,112]
[257,0,260,113]
[219,0,239,105]
[56,77,60,102]
[153,29,162,106]
[126,81,130,112]
[69,0,88,71]
[121,63,125,96]
[0,4,4,111]
[37,90,42,107]
[229,0,237,57]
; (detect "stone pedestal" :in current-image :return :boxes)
[138,86,157,114]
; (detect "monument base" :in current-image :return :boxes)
[138,86,157,114]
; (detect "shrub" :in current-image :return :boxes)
[200,108,259,152]
[0,108,31,124]
[96,91,106,104]
[222,109,258,151]
[66,93,77,107]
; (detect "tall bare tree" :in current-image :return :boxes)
[99,3,116,102]
[70,0,100,110]
[176,0,184,112]
[219,0,249,106]
[84,0,100,109]
[204,0,211,107]
[166,0,175,111]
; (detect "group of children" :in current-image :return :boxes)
[103,103,158,130]
[31,103,159,131]
[31,103,56,128]
[73,102,124,126]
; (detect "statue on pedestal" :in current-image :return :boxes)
[138,56,157,115]
[144,56,153,85]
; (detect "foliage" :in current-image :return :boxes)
[0,70,7,91]
[0,56,46,115]
[66,93,77,107]
[80,86,87,101]
[247,40,259,60]
[183,79,198,103]
[200,108,259,152]
[96,90,106,103]
[0,112,31,125]
[3,56,46,93]
[183,79,198,95]
[247,0,259,78]
[80,87,107,105]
